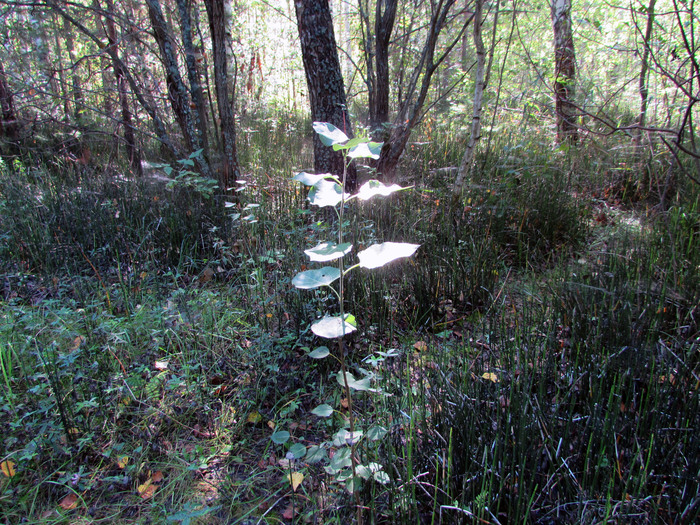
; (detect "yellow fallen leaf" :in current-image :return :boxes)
[137,479,157,499]
[117,456,129,469]
[267,420,275,430]
[246,411,262,424]
[482,372,499,383]
[59,493,78,510]
[413,341,428,351]
[287,471,304,492]
[1,459,16,477]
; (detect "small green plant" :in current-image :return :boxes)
[272,122,418,512]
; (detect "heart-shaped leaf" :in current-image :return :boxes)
[311,315,357,339]
[337,370,371,391]
[288,443,307,459]
[308,346,330,359]
[356,180,409,201]
[305,445,328,464]
[313,122,349,146]
[308,179,348,207]
[292,267,341,289]
[271,430,290,444]
[347,141,383,159]
[358,242,420,269]
[293,172,338,186]
[305,242,353,262]
[311,404,334,417]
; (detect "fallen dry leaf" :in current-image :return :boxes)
[288,471,304,492]
[1,459,16,477]
[59,493,78,510]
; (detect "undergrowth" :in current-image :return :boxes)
[0,116,698,523]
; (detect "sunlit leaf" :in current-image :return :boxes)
[308,346,330,359]
[308,179,348,207]
[482,372,499,383]
[1,459,16,477]
[313,122,349,146]
[347,141,383,159]
[358,242,420,269]
[373,470,390,484]
[293,172,339,186]
[292,267,340,289]
[271,430,290,444]
[356,180,409,201]
[311,404,334,417]
[311,315,357,339]
[337,370,371,391]
[305,241,352,262]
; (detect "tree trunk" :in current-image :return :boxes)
[360,0,397,134]
[294,0,356,190]
[550,0,578,142]
[103,0,141,176]
[204,0,242,192]
[636,0,656,148]
[453,0,486,197]
[176,0,210,160]
[376,0,467,181]
[0,59,20,156]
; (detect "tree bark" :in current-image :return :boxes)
[204,0,242,192]
[636,0,656,148]
[453,0,486,197]
[376,0,468,181]
[550,0,578,142]
[0,59,20,156]
[294,0,356,190]
[103,0,141,176]
[360,0,397,134]
[176,0,210,160]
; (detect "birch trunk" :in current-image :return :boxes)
[453,0,485,197]
[550,0,578,142]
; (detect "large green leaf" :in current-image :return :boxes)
[355,180,409,201]
[311,404,334,417]
[313,122,349,146]
[357,242,420,269]
[311,315,357,339]
[270,430,290,444]
[336,370,371,391]
[292,267,341,289]
[347,141,383,159]
[293,172,337,186]
[308,346,330,359]
[308,179,348,208]
[305,242,353,262]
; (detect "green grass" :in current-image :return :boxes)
[0,114,698,523]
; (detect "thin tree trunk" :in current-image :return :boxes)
[636,0,656,149]
[453,0,486,197]
[376,0,468,181]
[295,0,356,189]
[176,0,210,159]
[63,7,83,122]
[103,0,142,175]
[204,0,242,192]
[550,0,578,142]
[0,59,20,156]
